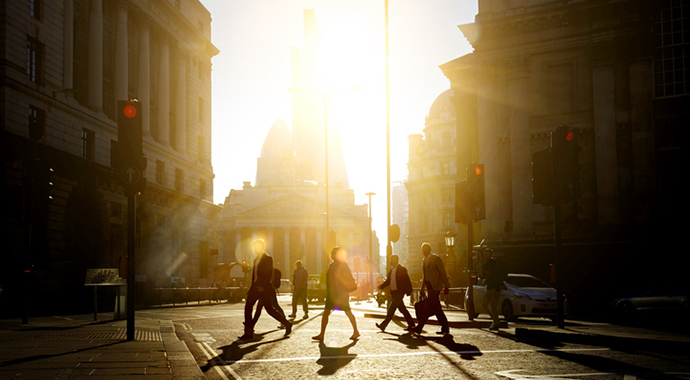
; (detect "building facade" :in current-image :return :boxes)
[406,89,463,283]
[218,120,372,280]
[1,0,220,316]
[392,181,410,267]
[440,0,687,306]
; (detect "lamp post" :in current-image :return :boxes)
[366,192,375,297]
[444,230,456,286]
[288,86,362,265]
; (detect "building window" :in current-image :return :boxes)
[200,178,206,199]
[156,160,165,185]
[81,128,95,160]
[443,212,451,229]
[27,36,44,84]
[198,136,205,162]
[110,140,118,167]
[30,0,41,20]
[199,97,204,123]
[111,202,122,218]
[175,168,184,192]
[443,188,451,202]
[654,1,689,97]
[29,106,46,142]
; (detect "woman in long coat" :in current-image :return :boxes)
[311,246,360,340]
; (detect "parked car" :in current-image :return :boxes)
[613,286,690,312]
[465,273,565,321]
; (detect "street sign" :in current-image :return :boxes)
[119,165,141,185]
[388,224,400,243]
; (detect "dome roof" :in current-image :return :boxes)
[427,88,455,123]
[260,119,293,158]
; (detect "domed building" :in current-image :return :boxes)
[217,10,376,280]
[406,89,463,283]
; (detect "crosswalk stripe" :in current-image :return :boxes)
[220,347,611,365]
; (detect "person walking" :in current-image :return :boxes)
[375,254,415,332]
[289,260,309,319]
[312,247,360,341]
[238,239,292,340]
[412,242,451,336]
[481,248,506,331]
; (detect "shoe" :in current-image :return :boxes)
[375,322,385,332]
[404,325,416,332]
[350,331,360,340]
[237,333,253,340]
[288,314,296,318]
[489,322,499,331]
[436,330,450,335]
[410,326,422,335]
[312,334,324,341]
[304,314,309,319]
[284,322,292,336]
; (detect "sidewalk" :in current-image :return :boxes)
[0,313,203,380]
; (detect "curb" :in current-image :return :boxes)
[364,312,507,329]
[514,327,690,349]
[160,320,205,380]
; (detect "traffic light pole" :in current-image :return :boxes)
[553,200,565,329]
[466,218,475,321]
[126,190,136,341]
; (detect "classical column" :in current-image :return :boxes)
[157,38,170,145]
[284,230,290,275]
[509,77,533,235]
[114,0,128,111]
[593,65,619,226]
[87,0,103,110]
[62,0,73,90]
[235,230,241,262]
[477,82,501,234]
[138,18,151,136]
[175,50,187,153]
[316,232,322,273]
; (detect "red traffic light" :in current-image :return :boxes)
[123,103,137,118]
[566,130,574,142]
[474,165,482,176]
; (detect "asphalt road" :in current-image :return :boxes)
[137,296,690,379]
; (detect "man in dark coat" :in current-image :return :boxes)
[376,254,416,332]
[412,242,451,336]
[238,239,292,340]
[482,248,506,331]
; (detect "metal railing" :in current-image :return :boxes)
[144,287,245,307]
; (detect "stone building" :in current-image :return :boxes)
[217,10,375,280]
[1,0,219,316]
[439,0,687,305]
[218,120,372,279]
[392,181,410,267]
[406,89,462,282]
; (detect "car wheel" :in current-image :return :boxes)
[502,300,516,321]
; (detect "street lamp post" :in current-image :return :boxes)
[366,192,375,297]
[288,86,362,268]
[444,230,456,286]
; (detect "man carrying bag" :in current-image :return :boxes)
[412,242,451,336]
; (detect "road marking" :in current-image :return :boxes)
[496,370,690,379]
[220,347,610,365]
[197,341,245,380]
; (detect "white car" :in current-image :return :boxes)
[465,273,565,321]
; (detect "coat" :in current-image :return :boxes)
[422,254,450,291]
[380,264,413,295]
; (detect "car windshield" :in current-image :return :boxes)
[505,275,552,288]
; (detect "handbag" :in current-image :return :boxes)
[414,292,430,321]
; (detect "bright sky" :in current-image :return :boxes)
[201,0,477,257]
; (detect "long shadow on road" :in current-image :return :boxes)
[315,339,358,376]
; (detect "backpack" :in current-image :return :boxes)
[272,267,282,289]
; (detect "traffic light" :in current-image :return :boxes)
[532,148,555,205]
[455,181,470,225]
[468,164,485,221]
[116,100,143,170]
[552,126,581,202]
